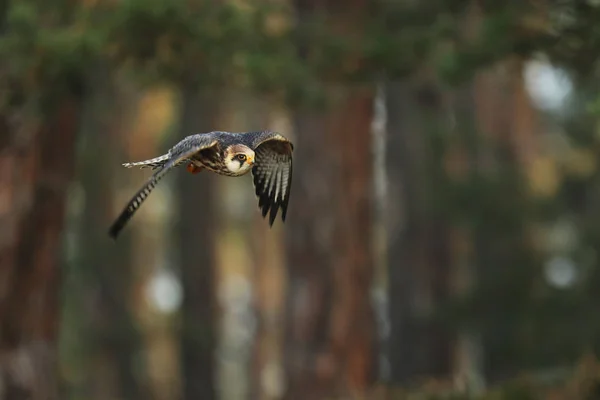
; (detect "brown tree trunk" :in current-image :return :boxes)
[177,85,218,400]
[67,67,148,400]
[0,97,80,399]
[282,2,376,397]
[470,58,539,384]
[384,81,454,385]
[283,84,376,398]
[384,81,426,383]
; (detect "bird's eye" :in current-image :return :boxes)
[236,154,247,161]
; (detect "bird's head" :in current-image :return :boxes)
[224,144,255,175]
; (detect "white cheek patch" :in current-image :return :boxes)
[226,158,254,174]
[226,159,240,172]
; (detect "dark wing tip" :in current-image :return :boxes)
[281,161,292,223]
[252,176,290,228]
[108,224,118,239]
[253,169,276,225]
[280,202,288,223]
[268,202,280,226]
[108,174,162,240]
[108,227,120,240]
[108,202,137,240]
[251,136,293,227]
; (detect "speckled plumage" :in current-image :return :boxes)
[108,130,293,239]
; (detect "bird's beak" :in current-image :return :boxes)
[248,155,255,165]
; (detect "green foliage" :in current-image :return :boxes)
[0,2,103,109]
[1,0,599,109]
[107,0,249,84]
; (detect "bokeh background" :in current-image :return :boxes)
[3,1,600,399]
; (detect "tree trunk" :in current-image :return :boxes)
[384,81,423,384]
[64,67,148,400]
[282,1,376,397]
[177,85,217,400]
[0,97,80,399]
[384,81,454,385]
[283,84,375,399]
[471,58,539,384]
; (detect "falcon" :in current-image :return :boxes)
[108,130,293,239]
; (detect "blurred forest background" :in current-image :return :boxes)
[4,0,600,399]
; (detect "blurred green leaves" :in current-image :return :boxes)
[0,0,600,109]
[0,1,101,105]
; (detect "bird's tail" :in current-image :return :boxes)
[122,154,170,170]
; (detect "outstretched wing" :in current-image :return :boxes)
[250,132,294,226]
[109,134,219,239]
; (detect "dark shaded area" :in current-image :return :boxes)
[385,81,453,384]
[66,66,147,399]
[0,96,80,399]
[176,85,218,400]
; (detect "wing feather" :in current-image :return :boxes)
[109,134,218,239]
[250,132,293,226]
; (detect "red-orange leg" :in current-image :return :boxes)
[187,163,203,174]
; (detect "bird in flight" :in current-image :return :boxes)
[108,130,293,239]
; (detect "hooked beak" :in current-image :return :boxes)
[247,155,255,165]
